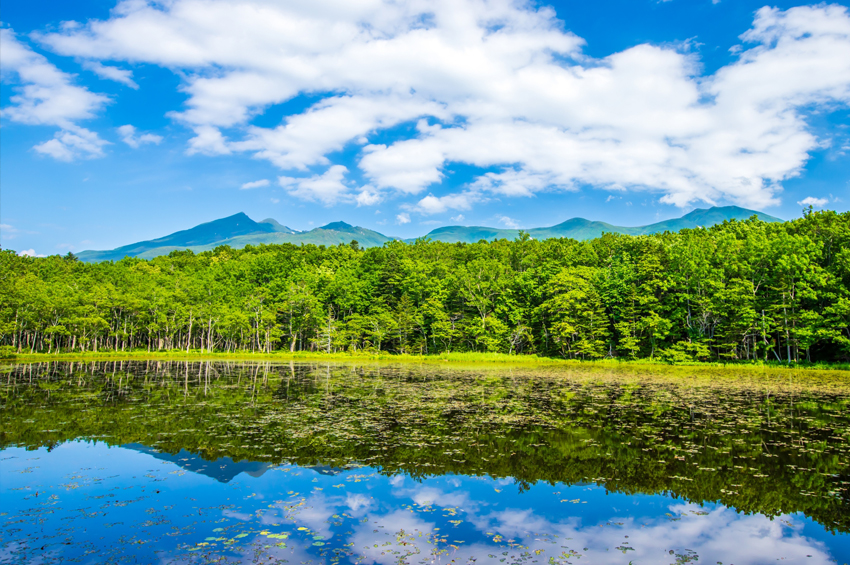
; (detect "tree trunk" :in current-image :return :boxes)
[186,314,194,353]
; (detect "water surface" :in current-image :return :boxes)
[1,361,848,564]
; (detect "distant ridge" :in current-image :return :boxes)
[76,206,782,262]
[422,206,783,243]
[76,212,295,262]
[123,444,271,483]
[320,221,354,231]
[258,218,297,233]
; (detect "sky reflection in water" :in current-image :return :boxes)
[1,361,849,564]
[2,442,846,565]
[0,442,848,565]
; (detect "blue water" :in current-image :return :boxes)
[2,441,847,565]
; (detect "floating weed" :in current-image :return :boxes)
[1,360,849,563]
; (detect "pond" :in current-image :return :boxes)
[1,360,849,564]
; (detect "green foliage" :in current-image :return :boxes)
[2,211,849,362]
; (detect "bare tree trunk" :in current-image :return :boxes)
[186,313,194,353]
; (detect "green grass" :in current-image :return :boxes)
[4,348,848,371]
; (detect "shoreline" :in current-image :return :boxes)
[3,350,848,372]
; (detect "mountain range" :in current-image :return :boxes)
[76,206,782,262]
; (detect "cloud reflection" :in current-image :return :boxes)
[334,477,834,565]
[3,443,840,565]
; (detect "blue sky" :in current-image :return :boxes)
[1,0,849,255]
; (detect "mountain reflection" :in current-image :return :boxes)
[6,441,836,565]
[123,443,273,482]
[2,359,849,564]
[121,443,349,482]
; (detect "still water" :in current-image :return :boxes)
[1,360,848,564]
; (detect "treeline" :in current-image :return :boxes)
[1,210,848,362]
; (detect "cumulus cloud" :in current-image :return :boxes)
[275,166,382,205]
[34,124,109,161]
[235,98,447,173]
[1,29,108,126]
[240,179,270,190]
[470,168,560,198]
[82,61,138,88]
[396,212,411,225]
[186,125,231,155]
[279,165,352,205]
[355,188,382,206]
[1,28,109,160]
[498,215,520,229]
[117,124,163,148]
[32,1,850,206]
[408,190,483,215]
[797,196,829,208]
[18,249,47,257]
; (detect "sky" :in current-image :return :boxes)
[1,0,849,256]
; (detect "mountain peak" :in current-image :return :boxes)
[76,205,782,262]
[549,217,599,229]
[319,221,354,231]
[258,218,297,234]
[210,212,253,225]
[677,205,782,224]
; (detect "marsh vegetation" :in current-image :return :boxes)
[2,361,848,563]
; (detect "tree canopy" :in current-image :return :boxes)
[2,210,848,362]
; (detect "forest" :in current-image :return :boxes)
[1,209,848,363]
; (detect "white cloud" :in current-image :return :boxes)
[1,28,109,160]
[0,224,19,240]
[395,212,411,225]
[497,215,520,229]
[451,214,465,222]
[0,223,39,244]
[117,124,163,148]
[1,29,108,126]
[82,61,138,88]
[797,196,829,208]
[471,168,559,198]
[0,224,20,248]
[34,124,109,161]
[240,179,270,190]
[235,97,447,173]
[186,125,231,155]
[355,188,382,206]
[18,249,47,257]
[276,166,381,205]
[279,165,351,205]
[32,2,850,206]
[409,190,482,215]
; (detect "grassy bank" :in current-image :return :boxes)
[3,349,848,371]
